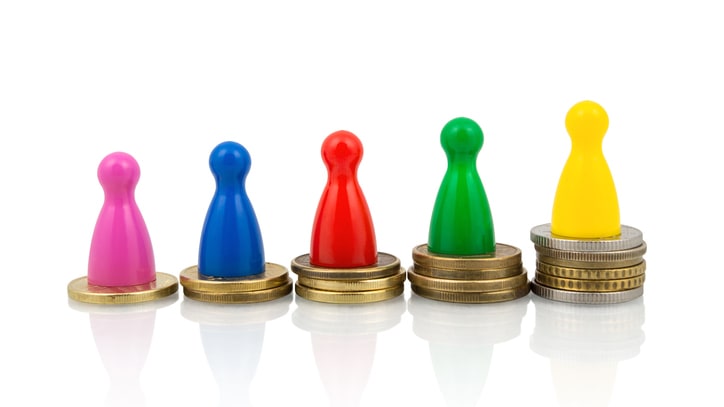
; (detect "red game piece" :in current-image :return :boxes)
[310,131,377,268]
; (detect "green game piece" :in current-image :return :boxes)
[428,117,496,255]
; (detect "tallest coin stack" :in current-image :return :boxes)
[530,224,646,304]
[529,100,646,304]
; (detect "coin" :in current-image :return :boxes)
[536,260,646,280]
[530,280,643,304]
[67,272,179,305]
[297,267,406,292]
[412,243,521,270]
[410,283,530,304]
[411,263,524,280]
[537,253,644,269]
[535,272,645,292]
[180,263,289,293]
[530,224,643,252]
[408,267,529,293]
[534,242,647,263]
[294,282,404,304]
[183,278,293,304]
[291,252,401,280]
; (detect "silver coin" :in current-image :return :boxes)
[530,280,643,304]
[530,223,643,252]
[534,242,647,263]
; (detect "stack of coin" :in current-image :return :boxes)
[408,243,530,304]
[179,263,293,304]
[530,224,646,304]
[291,253,406,304]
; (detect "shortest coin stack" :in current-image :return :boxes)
[180,263,293,304]
[409,244,530,304]
[291,253,406,304]
[530,224,646,304]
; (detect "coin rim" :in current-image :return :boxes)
[534,242,647,262]
[411,263,524,280]
[297,267,406,292]
[530,280,643,304]
[530,223,644,252]
[534,272,645,292]
[536,253,644,269]
[410,283,530,304]
[291,252,401,280]
[294,282,404,304]
[536,260,646,280]
[183,278,293,304]
[67,272,179,304]
[412,243,522,270]
[408,267,529,293]
[180,263,289,293]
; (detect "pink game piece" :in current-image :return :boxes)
[87,152,155,287]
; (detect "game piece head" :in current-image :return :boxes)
[321,130,363,173]
[440,117,484,157]
[97,152,141,194]
[565,101,609,147]
[209,141,251,181]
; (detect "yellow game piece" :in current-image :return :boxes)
[551,101,621,238]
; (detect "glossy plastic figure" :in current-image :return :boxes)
[88,152,156,286]
[310,131,377,268]
[428,117,495,255]
[551,101,620,238]
[198,141,265,278]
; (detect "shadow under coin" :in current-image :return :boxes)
[408,293,530,407]
[292,296,405,407]
[68,293,178,407]
[530,295,646,407]
[180,295,292,407]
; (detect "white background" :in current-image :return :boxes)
[1,1,722,406]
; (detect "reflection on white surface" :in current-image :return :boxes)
[408,293,530,407]
[68,294,178,407]
[180,296,292,407]
[292,296,405,407]
[530,296,646,407]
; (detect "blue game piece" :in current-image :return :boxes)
[198,141,265,278]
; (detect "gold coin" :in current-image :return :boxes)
[291,252,401,280]
[183,278,293,304]
[534,242,647,262]
[180,263,289,293]
[408,267,529,293]
[536,253,643,269]
[412,243,521,270]
[411,263,524,280]
[297,267,406,292]
[534,272,645,292]
[67,272,179,305]
[294,282,404,304]
[411,283,530,304]
[536,260,646,280]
